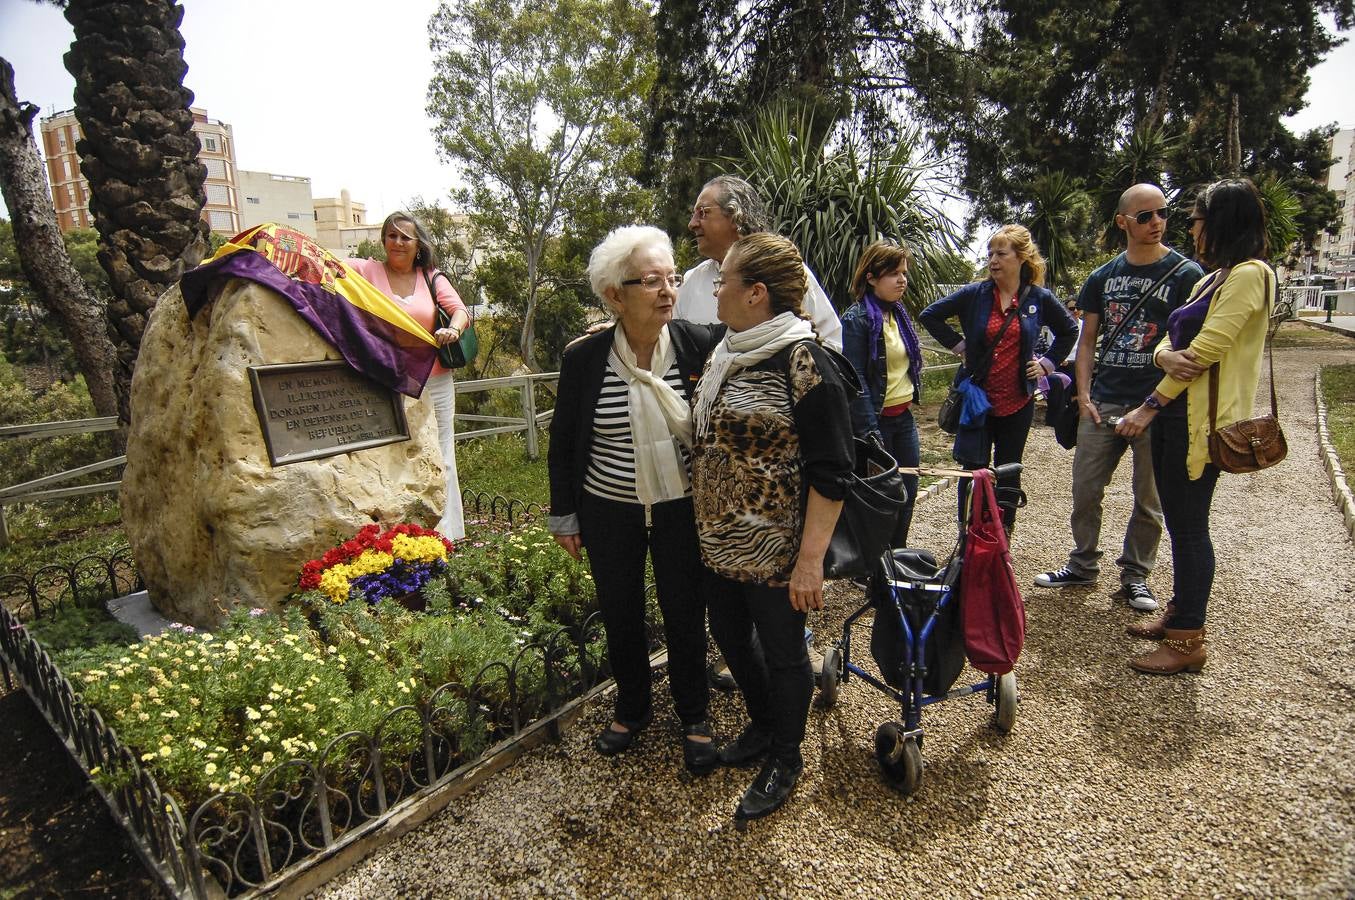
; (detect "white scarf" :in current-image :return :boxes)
[610,324,692,505]
[692,312,817,441]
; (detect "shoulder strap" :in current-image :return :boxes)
[971,285,1026,384]
[1093,252,1191,379]
[1208,267,1278,431]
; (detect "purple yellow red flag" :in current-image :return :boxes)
[179,224,439,397]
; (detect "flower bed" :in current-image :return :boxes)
[1,519,619,896]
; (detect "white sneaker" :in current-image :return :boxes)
[1113,582,1160,612]
[1033,565,1096,588]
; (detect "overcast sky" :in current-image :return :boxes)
[1,1,1352,228]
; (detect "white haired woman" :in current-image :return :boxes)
[547,225,724,773]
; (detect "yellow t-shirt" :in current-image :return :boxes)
[882,314,915,407]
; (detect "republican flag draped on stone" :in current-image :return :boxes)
[180,224,439,397]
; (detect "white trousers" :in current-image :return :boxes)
[424,371,465,540]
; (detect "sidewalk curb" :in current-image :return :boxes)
[1314,371,1355,544]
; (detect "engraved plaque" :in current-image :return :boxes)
[248,361,410,466]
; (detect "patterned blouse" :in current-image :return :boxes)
[691,342,854,584]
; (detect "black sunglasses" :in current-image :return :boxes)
[1130,207,1169,225]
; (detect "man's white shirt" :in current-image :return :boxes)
[675,257,843,351]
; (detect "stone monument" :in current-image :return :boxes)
[120,277,445,627]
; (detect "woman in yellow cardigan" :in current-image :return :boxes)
[1114,179,1273,675]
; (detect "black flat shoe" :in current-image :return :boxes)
[708,664,738,693]
[594,713,649,757]
[718,724,772,767]
[683,721,719,776]
[735,757,802,820]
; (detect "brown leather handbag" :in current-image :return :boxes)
[1206,271,1287,474]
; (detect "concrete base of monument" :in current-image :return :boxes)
[106,591,174,639]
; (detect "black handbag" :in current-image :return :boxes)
[423,270,478,369]
[809,343,910,580]
[822,434,911,580]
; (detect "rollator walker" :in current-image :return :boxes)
[816,463,1025,796]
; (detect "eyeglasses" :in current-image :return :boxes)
[1130,207,1169,225]
[691,204,721,221]
[712,274,754,289]
[621,273,683,290]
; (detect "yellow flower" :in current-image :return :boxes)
[246,707,261,721]
[159,746,172,758]
[204,761,218,775]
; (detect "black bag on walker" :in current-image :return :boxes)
[869,550,966,697]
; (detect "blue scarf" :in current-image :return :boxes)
[863,291,924,395]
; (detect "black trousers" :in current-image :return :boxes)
[705,573,811,769]
[1150,410,1220,630]
[957,400,1034,529]
[578,492,709,726]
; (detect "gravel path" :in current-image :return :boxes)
[320,333,1355,898]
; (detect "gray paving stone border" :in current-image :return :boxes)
[1314,370,1355,543]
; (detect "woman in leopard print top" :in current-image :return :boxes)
[690,233,854,821]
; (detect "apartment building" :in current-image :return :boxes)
[1314,127,1355,275]
[239,170,316,239]
[314,189,382,256]
[39,106,241,236]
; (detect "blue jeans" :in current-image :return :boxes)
[1150,409,1220,630]
[879,409,920,547]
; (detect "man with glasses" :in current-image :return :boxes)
[1034,183,1203,614]
[676,175,842,350]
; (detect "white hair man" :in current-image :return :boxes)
[675,175,842,350]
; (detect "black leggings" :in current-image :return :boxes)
[705,573,811,769]
[1151,411,1220,630]
[957,400,1034,529]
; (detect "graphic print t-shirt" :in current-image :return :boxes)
[1078,250,1204,404]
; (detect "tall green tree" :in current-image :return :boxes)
[427,0,655,370]
[0,59,120,418]
[904,0,1353,240]
[730,102,968,315]
[62,0,209,421]
[644,0,924,231]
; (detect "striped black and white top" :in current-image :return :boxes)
[583,358,692,504]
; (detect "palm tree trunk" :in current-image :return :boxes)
[0,58,121,425]
[62,0,209,423]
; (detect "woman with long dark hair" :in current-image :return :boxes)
[1115,178,1275,674]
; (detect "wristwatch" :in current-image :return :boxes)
[1143,394,1164,411]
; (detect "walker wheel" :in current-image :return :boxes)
[993,671,1018,733]
[816,646,842,709]
[875,722,922,796]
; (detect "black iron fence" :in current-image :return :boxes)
[0,514,617,897]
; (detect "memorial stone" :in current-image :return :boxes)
[120,277,445,626]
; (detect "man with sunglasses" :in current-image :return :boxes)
[675,175,842,350]
[1035,184,1203,614]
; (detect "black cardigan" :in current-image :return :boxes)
[548,321,724,527]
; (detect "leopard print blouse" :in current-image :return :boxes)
[691,342,853,583]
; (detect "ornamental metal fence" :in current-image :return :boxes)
[0,531,623,898]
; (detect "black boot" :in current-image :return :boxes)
[682,721,719,776]
[735,757,802,820]
[718,724,772,767]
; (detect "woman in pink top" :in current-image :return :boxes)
[347,212,471,539]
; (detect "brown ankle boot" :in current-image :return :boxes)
[1126,602,1175,640]
[1129,627,1206,675]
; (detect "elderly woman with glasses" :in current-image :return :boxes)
[548,225,724,773]
[346,212,471,539]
